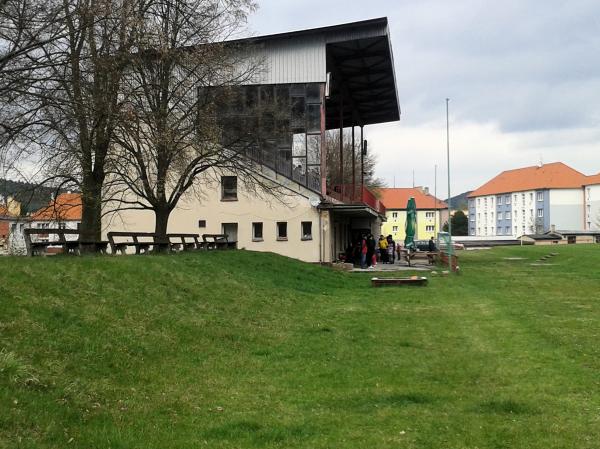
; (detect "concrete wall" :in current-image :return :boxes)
[103,172,332,263]
[549,189,584,231]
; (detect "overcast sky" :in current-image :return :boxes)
[247,0,600,197]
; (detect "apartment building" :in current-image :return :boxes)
[468,162,587,237]
[380,187,448,241]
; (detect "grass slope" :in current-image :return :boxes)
[1,246,599,448]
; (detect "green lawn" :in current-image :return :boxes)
[1,245,599,448]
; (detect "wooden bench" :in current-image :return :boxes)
[107,232,204,254]
[107,231,160,255]
[202,234,236,250]
[167,233,202,251]
[402,250,438,267]
[24,228,108,256]
[371,276,428,287]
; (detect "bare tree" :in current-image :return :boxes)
[25,0,151,243]
[108,0,293,241]
[325,129,386,194]
[0,0,64,183]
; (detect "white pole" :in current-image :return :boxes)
[446,98,453,272]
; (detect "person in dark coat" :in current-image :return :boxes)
[428,236,437,252]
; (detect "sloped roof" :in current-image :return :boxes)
[380,188,447,210]
[584,173,600,186]
[469,162,588,197]
[30,193,82,221]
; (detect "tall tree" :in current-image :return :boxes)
[30,0,149,242]
[109,0,289,241]
[443,210,468,236]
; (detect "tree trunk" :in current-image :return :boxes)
[79,174,104,245]
[153,205,171,252]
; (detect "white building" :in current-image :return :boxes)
[468,162,589,238]
[584,174,600,231]
[102,18,400,263]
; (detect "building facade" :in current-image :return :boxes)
[584,175,600,230]
[102,18,400,263]
[468,163,588,237]
[379,187,447,242]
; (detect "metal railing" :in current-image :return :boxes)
[327,184,386,215]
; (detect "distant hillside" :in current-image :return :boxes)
[0,179,62,214]
[446,191,472,210]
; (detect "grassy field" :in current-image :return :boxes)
[1,245,599,448]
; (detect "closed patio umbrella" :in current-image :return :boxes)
[404,197,417,250]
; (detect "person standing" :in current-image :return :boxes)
[387,235,395,264]
[366,234,376,267]
[360,235,368,269]
[379,235,388,263]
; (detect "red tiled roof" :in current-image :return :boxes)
[30,193,82,221]
[379,187,447,210]
[468,162,588,197]
[584,173,600,186]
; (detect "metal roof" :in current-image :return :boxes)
[230,18,400,128]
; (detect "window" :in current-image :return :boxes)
[301,222,312,240]
[506,226,510,234]
[530,193,533,202]
[498,212,503,220]
[276,222,287,240]
[521,193,525,202]
[221,176,237,200]
[477,198,481,206]
[514,194,517,203]
[505,211,511,220]
[498,196,503,205]
[10,223,16,233]
[537,208,544,218]
[198,220,206,228]
[252,222,263,241]
[58,223,66,230]
[392,226,398,232]
[537,191,544,201]
[426,225,435,232]
[505,195,511,204]
[392,212,398,219]
[426,211,435,218]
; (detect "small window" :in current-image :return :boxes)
[505,195,511,204]
[252,222,263,241]
[392,212,398,219]
[505,211,511,220]
[277,222,287,240]
[537,191,544,201]
[221,176,237,201]
[498,196,503,205]
[58,223,66,230]
[537,208,544,218]
[392,226,398,232]
[301,221,312,240]
[198,220,206,228]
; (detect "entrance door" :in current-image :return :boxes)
[221,223,238,242]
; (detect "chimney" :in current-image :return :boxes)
[423,186,429,195]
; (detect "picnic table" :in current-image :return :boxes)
[401,249,438,267]
[24,228,108,256]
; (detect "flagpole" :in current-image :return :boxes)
[446,98,453,272]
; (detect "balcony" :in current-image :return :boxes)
[327,184,386,216]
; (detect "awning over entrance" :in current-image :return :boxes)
[318,202,386,220]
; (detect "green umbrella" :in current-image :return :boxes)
[404,197,417,250]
